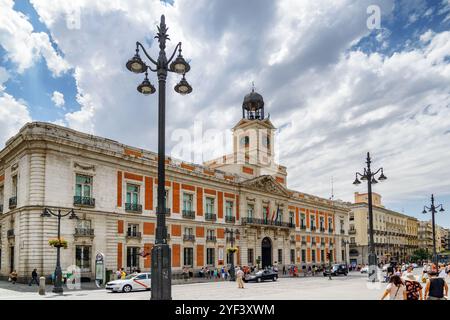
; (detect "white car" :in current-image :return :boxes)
[106,273,151,293]
[360,266,369,273]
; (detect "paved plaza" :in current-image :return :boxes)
[0,271,418,300]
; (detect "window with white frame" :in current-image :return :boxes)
[205,197,214,214]
[183,193,193,211]
[184,227,193,236]
[225,200,233,218]
[75,174,93,198]
[247,203,254,219]
[126,184,140,205]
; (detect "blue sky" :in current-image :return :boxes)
[1,0,450,228]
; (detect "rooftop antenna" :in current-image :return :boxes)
[251,81,255,92]
[330,176,334,201]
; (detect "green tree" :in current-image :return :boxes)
[411,248,431,262]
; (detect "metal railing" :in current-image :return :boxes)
[241,217,295,229]
[125,203,142,213]
[328,228,333,233]
[300,225,307,230]
[310,226,317,231]
[183,234,195,241]
[206,236,217,242]
[74,228,95,236]
[9,197,17,209]
[73,196,95,207]
[320,227,325,232]
[225,215,236,223]
[182,210,195,219]
[301,241,307,245]
[348,229,356,234]
[126,231,142,239]
[7,229,14,238]
[205,213,216,221]
[340,229,345,234]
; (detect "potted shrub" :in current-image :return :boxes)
[48,238,68,249]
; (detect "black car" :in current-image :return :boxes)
[323,264,348,276]
[244,270,278,283]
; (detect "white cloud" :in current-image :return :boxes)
[0,93,32,148]
[51,90,65,108]
[4,0,447,227]
[0,0,70,76]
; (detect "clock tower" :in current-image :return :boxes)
[204,87,287,186]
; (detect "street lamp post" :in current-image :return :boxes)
[225,228,239,281]
[41,208,78,294]
[422,194,445,266]
[353,152,387,282]
[125,15,192,300]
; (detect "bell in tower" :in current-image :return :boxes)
[242,83,264,120]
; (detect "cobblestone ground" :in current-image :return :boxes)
[0,271,414,300]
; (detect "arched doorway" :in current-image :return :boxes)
[261,237,272,268]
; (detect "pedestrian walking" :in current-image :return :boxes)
[120,268,126,280]
[116,269,121,280]
[236,267,245,289]
[403,272,423,300]
[283,265,286,275]
[9,270,18,284]
[381,275,406,300]
[28,269,39,286]
[424,271,448,300]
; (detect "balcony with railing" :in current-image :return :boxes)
[206,236,217,242]
[311,240,316,246]
[301,240,307,245]
[182,210,195,219]
[300,224,307,230]
[290,237,296,244]
[241,217,295,229]
[9,197,17,209]
[340,229,345,235]
[320,227,326,233]
[74,228,95,237]
[348,229,356,235]
[126,231,142,239]
[183,234,195,242]
[225,215,236,223]
[328,228,333,233]
[73,196,95,207]
[125,203,142,213]
[156,207,171,215]
[205,213,216,221]
[310,226,317,232]
[7,229,14,238]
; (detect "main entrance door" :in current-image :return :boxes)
[261,237,272,268]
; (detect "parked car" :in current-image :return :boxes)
[106,272,151,293]
[244,269,278,283]
[360,266,369,273]
[323,264,348,276]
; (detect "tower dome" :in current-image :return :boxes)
[242,85,264,120]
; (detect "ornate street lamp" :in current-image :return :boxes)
[41,208,78,294]
[353,152,387,282]
[225,228,240,281]
[125,15,191,300]
[422,194,445,266]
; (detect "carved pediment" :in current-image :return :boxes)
[74,162,96,171]
[241,175,290,198]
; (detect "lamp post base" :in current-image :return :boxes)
[151,243,172,300]
[368,253,378,282]
[52,286,64,294]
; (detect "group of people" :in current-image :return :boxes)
[8,269,40,286]
[195,265,258,281]
[115,267,141,280]
[381,262,450,300]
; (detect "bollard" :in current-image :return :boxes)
[39,276,46,295]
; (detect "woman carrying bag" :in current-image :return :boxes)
[381,275,406,300]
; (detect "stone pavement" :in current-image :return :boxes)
[0,272,394,300]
